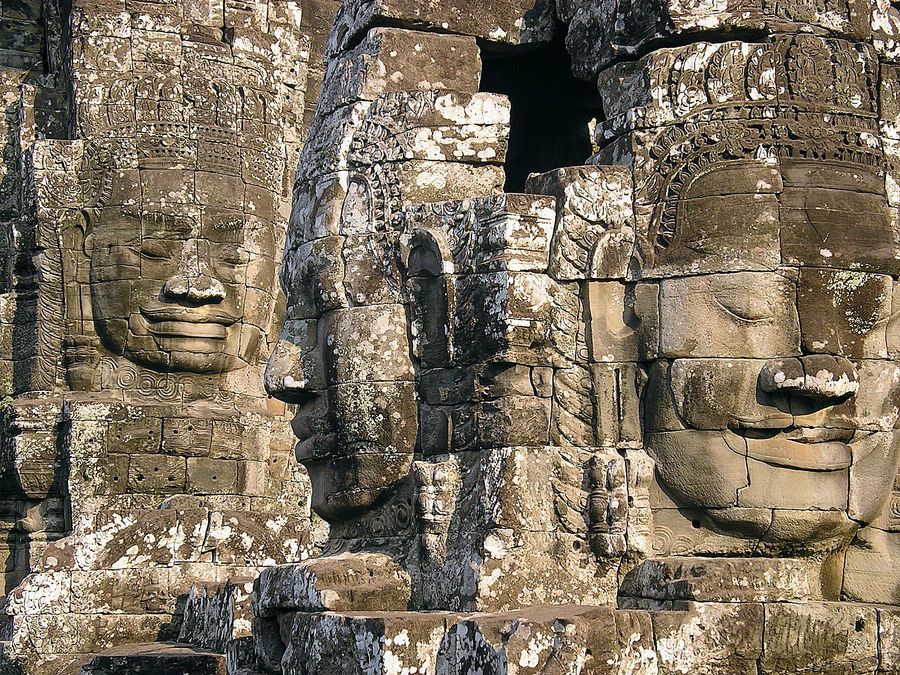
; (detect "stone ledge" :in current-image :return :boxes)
[80,642,225,675]
[252,602,900,674]
[618,556,820,605]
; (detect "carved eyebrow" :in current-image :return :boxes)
[204,217,245,242]
[206,216,244,231]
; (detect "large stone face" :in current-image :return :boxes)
[249,0,900,671]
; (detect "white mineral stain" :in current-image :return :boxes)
[518,633,552,667]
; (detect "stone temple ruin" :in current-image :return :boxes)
[3,0,900,672]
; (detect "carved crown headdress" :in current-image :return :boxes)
[612,34,885,252]
[79,70,281,207]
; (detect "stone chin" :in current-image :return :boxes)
[160,349,239,374]
[648,429,899,546]
[702,507,858,550]
[302,448,414,525]
[304,460,388,524]
[125,347,238,374]
[147,332,244,374]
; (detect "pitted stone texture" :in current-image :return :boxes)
[318,28,482,116]
[2,505,309,665]
[294,90,509,187]
[526,165,635,281]
[564,0,890,80]
[619,557,815,604]
[233,0,900,669]
[326,0,556,57]
[761,603,879,673]
[254,554,412,615]
[254,603,900,674]
[0,0,334,671]
[178,577,255,655]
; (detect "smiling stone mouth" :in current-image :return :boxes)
[140,305,240,325]
[732,425,854,444]
[139,306,240,339]
[147,320,230,338]
[727,426,856,471]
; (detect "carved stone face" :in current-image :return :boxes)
[264,178,417,523]
[644,158,900,544]
[88,168,277,374]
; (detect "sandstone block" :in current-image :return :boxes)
[253,553,412,616]
[186,458,239,495]
[318,28,481,115]
[620,557,813,603]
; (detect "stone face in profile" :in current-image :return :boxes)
[264,83,509,531]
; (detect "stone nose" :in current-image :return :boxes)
[759,355,859,401]
[162,271,227,303]
[162,241,227,304]
[264,320,323,403]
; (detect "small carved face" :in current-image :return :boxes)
[644,159,900,545]
[264,175,417,523]
[88,168,277,374]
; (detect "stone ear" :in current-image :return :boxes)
[403,228,455,367]
[78,209,94,257]
[584,281,659,363]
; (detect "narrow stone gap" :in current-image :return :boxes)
[478,35,603,192]
[876,607,883,668]
[757,602,767,673]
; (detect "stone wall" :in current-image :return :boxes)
[3,0,900,672]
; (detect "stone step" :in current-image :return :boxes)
[80,642,226,675]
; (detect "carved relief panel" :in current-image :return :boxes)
[259,7,900,620]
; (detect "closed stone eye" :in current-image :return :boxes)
[712,293,774,322]
[139,241,170,260]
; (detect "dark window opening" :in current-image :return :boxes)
[479,36,603,193]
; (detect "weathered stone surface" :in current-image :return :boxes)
[246,601,900,674]
[526,165,635,281]
[0,0,334,671]
[178,578,256,654]
[658,272,800,358]
[9,0,900,670]
[318,28,482,116]
[620,557,814,603]
[567,8,883,83]
[250,2,900,670]
[326,0,556,57]
[761,603,879,673]
[254,554,412,615]
[80,642,226,675]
